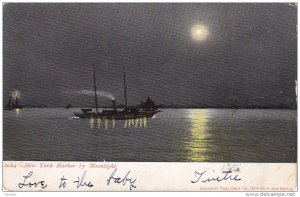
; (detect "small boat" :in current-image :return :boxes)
[74,65,160,120]
[5,93,23,110]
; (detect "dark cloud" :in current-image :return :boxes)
[3,3,297,107]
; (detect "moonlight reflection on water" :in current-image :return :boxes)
[3,108,297,162]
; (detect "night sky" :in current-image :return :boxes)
[3,3,297,107]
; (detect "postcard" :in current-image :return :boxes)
[2,2,297,192]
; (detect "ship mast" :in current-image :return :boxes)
[6,96,12,108]
[93,65,99,114]
[16,96,19,107]
[123,66,128,107]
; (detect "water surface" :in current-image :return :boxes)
[3,108,297,162]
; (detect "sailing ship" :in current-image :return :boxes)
[74,65,160,120]
[5,93,23,110]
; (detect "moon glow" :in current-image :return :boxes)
[191,24,209,41]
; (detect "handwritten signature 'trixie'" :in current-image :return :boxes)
[107,168,137,191]
[191,170,241,183]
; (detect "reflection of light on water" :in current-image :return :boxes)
[15,108,21,116]
[128,119,131,128]
[104,119,108,130]
[124,119,128,128]
[112,119,115,128]
[90,118,103,129]
[90,118,95,129]
[97,118,101,128]
[140,118,143,127]
[143,118,147,128]
[188,109,210,162]
[123,118,148,128]
[90,118,149,129]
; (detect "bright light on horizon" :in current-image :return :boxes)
[11,90,21,99]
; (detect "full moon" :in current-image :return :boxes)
[191,24,209,41]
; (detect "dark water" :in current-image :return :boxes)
[3,108,297,162]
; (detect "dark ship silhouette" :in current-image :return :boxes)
[74,65,160,120]
[5,92,23,110]
[66,103,72,109]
